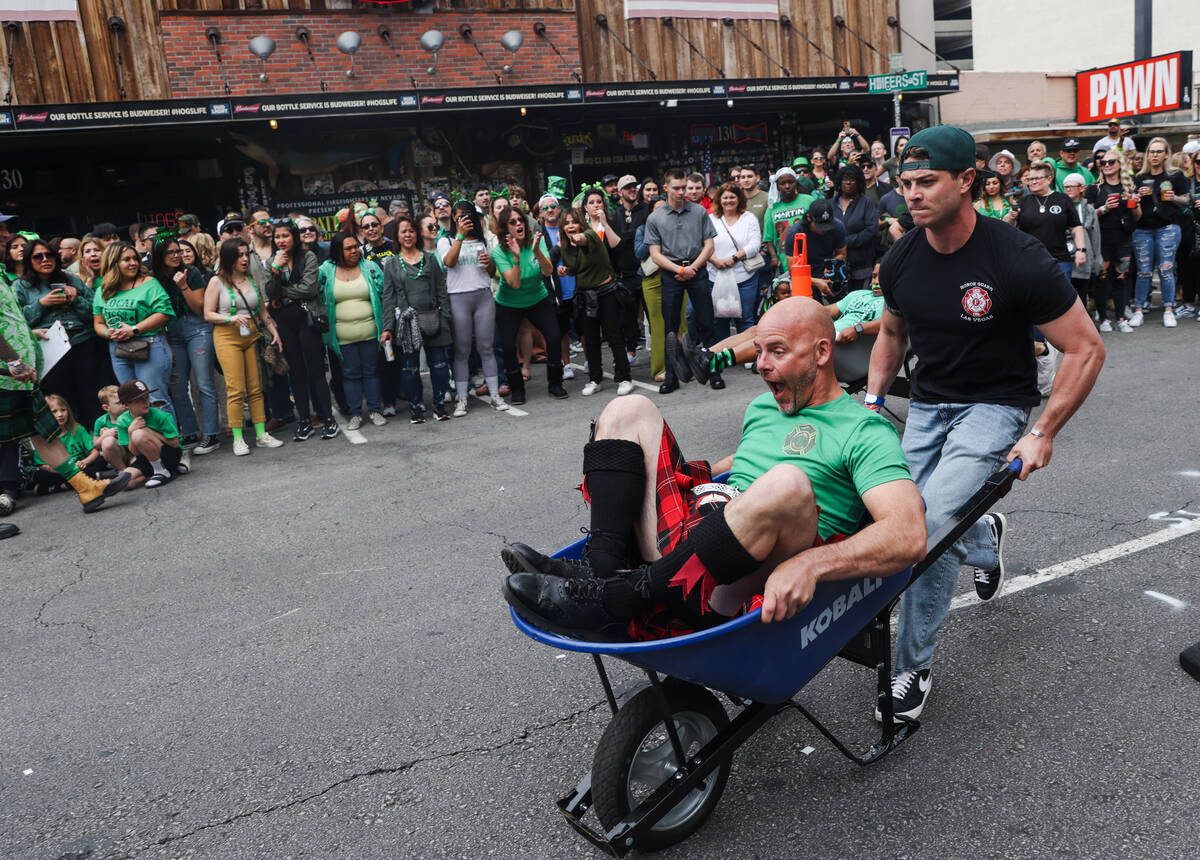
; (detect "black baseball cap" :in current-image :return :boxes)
[601,174,619,185]
[117,379,155,403]
[807,198,836,233]
[899,125,976,173]
[1061,138,1081,150]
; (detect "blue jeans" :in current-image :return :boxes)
[340,339,381,415]
[894,401,1029,674]
[713,273,761,338]
[167,315,219,437]
[401,345,453,409]
[1132,223,1182,308]
[109,334,176,421]
[661,268,715,382]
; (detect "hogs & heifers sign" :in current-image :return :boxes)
[1077,51,1192,123]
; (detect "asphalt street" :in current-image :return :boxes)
[3,320,1200,860]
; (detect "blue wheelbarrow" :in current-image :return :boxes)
[509,460,1023,855]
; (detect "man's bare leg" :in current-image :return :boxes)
[593,394,666,563]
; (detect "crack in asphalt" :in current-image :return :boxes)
[33,553,97,642]
[130,700,607,854]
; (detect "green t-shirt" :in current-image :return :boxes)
[1054,160,1095,192]
[93,413,119,437]
[116,407,179,446]
[763,195,816,259]
[728,392,911,540]
[834,290,885,332]
[492,239,550,309]
[92,278,175,335]
[33,423,93,465]
[744,189,770,231]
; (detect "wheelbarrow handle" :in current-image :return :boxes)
[910,457,1022,579]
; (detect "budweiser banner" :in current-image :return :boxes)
[625,0,778,20]
[0,0,78,21]
[1076,51,1193,123]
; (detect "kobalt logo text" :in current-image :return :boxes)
[799,578,882,648]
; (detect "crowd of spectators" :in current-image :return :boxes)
[2,118,1197,520]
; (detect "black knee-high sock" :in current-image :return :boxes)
[583,439,646,578]
[603,506,762,621]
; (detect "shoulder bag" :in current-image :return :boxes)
[718,215,765,272]
[231,280,289,376]
[403,252,441,338]
[114,336,150,361]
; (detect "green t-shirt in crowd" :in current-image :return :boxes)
[1053,159,1095,192]
[116,407,179,447]
[492,238,550,309]
[763,195,816,260]
[744,189,770,231]
[728,392,911,540]
[33,423,93,465]
[92,278,175,335]
[93,413,120,437]
[834,290,886,332]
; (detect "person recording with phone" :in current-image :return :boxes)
[828,124,870,169]
[14,238,112,427]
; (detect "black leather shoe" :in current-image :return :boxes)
[709,375,726,390]
[502,573,630,640]
[677,332,713,384]
[0,522,19,541]
[502,543,593,579]
[658,378,680,394]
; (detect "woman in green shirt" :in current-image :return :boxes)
[491,205,566,405]
[559,206,632,396]
[16,238,112,428]
[975,174,1015,222]
[91,242,178,421]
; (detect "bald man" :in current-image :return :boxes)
[503,298,926,638]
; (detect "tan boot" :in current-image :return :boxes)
[66,470,131,513]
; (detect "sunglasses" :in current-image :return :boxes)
[30,252,55,262]
[299,226,317,233]
[271,218,294,227]
[1100,159,1118,166]
[256,219,272,226]
[361,221,381,229]
[540,204,558,211]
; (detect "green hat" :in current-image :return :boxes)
[899,125,976,173]
[796,175,815,194]
[792,156,811,168]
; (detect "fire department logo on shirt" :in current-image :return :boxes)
[961,285,993,319]
[783,423,817,456]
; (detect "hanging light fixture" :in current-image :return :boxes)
[249,35,276,83]
[500,29,524,74]
[336,30,362,79]
[419,29,445,76]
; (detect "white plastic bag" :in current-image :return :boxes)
[711,268,742,319]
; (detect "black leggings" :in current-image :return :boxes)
[274,302,333,422]
[495,297,562,390]
[580,288,631,383]
[1096,238,1132,322]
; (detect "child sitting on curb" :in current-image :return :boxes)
[115,380,188,490]
[32,394,104,493]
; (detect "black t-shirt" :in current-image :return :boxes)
[879,214,1078,408]
[1132,170,1188,230]
[1084,182,1136,241]
[1015,192,1080,261]
[783,218,847,267]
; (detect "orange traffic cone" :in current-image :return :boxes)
[790,233,812,298]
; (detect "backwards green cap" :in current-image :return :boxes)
[899,125,977,173]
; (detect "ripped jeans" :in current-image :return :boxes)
[1132,223,1181,309]
[167,315,220,437]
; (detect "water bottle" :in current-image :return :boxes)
[383,339,395,362]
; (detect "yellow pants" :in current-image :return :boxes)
[642,273,688,379]
[212,325,265,426]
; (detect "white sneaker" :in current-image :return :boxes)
[233,438,250,456]
[627,351,642,368]
[1129,309,1144,327]
[489,395,509,411]
[1098,319,1112,332]
[369,411,388,426]
[581,380,601,396]
[617,380,634,396]
[743,362,755,370]
[346,415,363,431]
[256,432,283,448]
[1117,320,1134,333]
[453,399,468,417]
[382,405,397,417]
[1163,308,1177,327]
[1124,305,1135,318]
[562,364,575,380]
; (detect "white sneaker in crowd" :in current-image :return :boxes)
[453,399,468,417]
[1116,320,1134,333]
[1098,319,1112,332]
[233,438,251,456]
[1128,309,1144,327]
[617,380,634,396]
[346,415,363,431]
[256,432,284,448]
[562,365,576,380]
[1163,308,1177,327]
[369,411,388,426]
[581,381,601,396]
[489,395,510,411]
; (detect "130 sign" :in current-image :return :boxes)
[0,168,23,190]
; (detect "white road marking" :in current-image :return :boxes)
[1177,470,1200,478]
[801,746,815,756]
[319,566,387,577]
[567,363,658,393]
[330,408,368,444]
[951,517,1200,611]
[240,607,302,632]
[1144,591,1189,611]
[470,391,527,417]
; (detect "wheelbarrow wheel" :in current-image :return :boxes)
[592,681,731,851]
